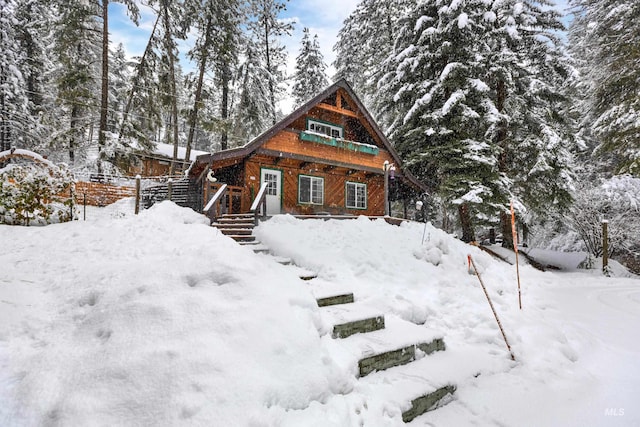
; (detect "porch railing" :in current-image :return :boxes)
[250,182,269,226]
[203,184,228,223]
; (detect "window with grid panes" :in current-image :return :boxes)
[346,182,367,209]
[299,175,324,205]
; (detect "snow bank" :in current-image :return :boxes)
[2,208,639,426]
[0,202,342,425]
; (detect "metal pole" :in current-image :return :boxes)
[83,192,86,221]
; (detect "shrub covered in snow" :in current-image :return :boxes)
[567,175,640,259]
[0,162,75,225]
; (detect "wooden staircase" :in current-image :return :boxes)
[211,213,258,244]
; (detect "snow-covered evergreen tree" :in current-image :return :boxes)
[0,0,52,153]
[49,0,101,168]
[377,0,577,242]
[381,0,506,241]
[569,0,640,176]
[247,0,293,125]
[232,40,272,144]
[333,0,409,117]
[292,28,329,106]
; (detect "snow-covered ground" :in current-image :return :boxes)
[1,201,639,426]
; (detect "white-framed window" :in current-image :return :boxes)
[263,171,279,196]
[308,119,343,139]
[299,175,324,205]
[346,182,367,209]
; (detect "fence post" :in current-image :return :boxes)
[135,175,141,215]
[602,219,609,273]
[167,178,173,201]
[83,192,87,221]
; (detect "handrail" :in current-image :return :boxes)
[250,182,269,226]
[204,183,228,223]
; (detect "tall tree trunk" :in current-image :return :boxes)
[495,78,513,248]
[69,104,79,165]
[161,2,179,176]
[220,65,230,151]
[118,15,159,141]
[264,18,276,125]
[500,211,513,249]
[185,16,212,162]
[98,0,109,175]
[458,203,475,243]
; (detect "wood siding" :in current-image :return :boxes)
[262,129,393,171]
[244,155,385,216]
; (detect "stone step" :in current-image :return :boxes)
[316,293,355,307]
[358,338,445,377]
[402,385,456,422]
[332,315,385,339]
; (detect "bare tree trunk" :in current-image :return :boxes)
[220,65,230,151]
[118,15,159,141]
[161,1,179,176]
[69,104,79,165]
[458,203,475,243]
[264,18,276,125]
[98,0,109,175]
[185,16,212,162]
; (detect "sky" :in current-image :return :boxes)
[109,0,361,79]
[109,0,571,112]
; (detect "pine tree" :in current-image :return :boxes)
[0,0,27,152]
[334,0,408,120]
[247,0,293,125]
[232,40,272,143]
[569,0,640,176]
[292,28,329,106]
[183,0,244,155]
[50,0,102,168]
[375,0,576,242]
[482,0,576,246]
[12,0,55,151]
[381,0,505,242]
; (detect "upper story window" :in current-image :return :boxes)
[307,119,343,139]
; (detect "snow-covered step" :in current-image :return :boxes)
[321,303,385,338]
[316,293,355,307]
[333,316,384,339]
[280,263,318,280]
[326,315,445,377]
[359,339,508,423]
[255,252,292,265]
[242,242,269,253]
[402,385,456,422]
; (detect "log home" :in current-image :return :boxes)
[188,79,427,218]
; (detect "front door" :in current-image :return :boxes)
[260,168,282,215]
